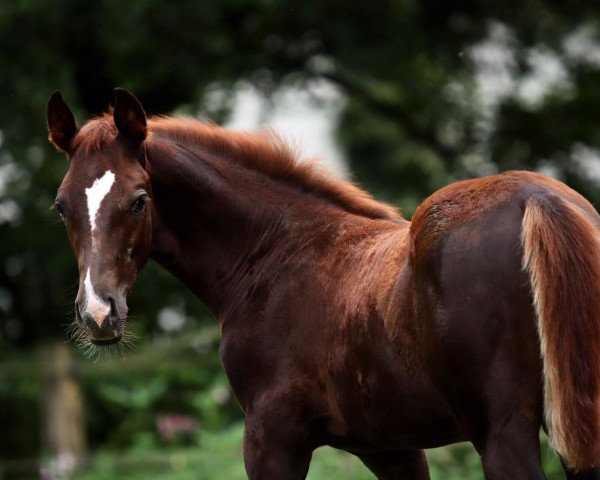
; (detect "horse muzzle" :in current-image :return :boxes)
[75,295,125,345]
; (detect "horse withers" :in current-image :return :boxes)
[47,88,600,479]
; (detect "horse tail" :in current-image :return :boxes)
[521,194,600,471]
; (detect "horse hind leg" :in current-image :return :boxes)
[430,330,548,480]
[562,465,600,480]
[476,417,546,480]
[416,207,547,478]
[357,450,430,480]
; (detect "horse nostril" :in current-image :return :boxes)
[105,295,118,319]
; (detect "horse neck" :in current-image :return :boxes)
[145,134,352,317]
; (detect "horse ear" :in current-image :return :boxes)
[113,88,147,147]
[47,91,79,153]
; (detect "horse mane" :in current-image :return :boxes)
[74,113,402,221]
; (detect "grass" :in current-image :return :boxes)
[72,423,567,480]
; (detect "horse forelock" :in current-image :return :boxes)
[72,111,119,155]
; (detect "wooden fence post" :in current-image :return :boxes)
[38,342,87,476]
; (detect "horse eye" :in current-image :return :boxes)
[130,194,147,215]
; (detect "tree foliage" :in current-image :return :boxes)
[1,0,600,363]
[3,1,600,476]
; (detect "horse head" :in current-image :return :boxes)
[47,89,152,347]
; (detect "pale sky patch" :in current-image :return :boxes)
[220,81,348,179]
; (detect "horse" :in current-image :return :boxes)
[46,88,600,480]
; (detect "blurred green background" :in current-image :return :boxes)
[2,1,600,478]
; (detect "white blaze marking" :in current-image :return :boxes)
[84,268,110,327]
[85,170,115,232]
[82,170,114,327]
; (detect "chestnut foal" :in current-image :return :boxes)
[48,89,600,479]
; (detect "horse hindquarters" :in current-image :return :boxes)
[413,198,548,479]
[522,196,600,472]
[413,192,600,478]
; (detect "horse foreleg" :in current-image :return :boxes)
[357,450,430,480]
[242,412,313,480]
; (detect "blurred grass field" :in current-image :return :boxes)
[72,422,566,480]
[1,336,569,480]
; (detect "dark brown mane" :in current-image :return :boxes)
[74,113,402,221]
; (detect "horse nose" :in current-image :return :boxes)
[76,296,112,326]
[75,296,121,344]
